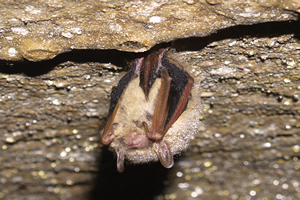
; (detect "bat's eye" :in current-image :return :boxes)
[112,123,118,129]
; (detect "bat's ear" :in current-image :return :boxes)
[153,141,174,168]
[101,116,118,145]
[116,146,125,173]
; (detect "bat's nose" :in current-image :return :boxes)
[123,132,151,149]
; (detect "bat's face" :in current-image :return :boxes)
[101,48,201,172]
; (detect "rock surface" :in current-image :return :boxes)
[1,20,300,199]
[0,1,300,200]
[0,0,299,61]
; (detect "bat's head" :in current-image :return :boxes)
[109,130,158,173]
[104,77,161,172]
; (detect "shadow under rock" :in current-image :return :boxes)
[90,147,169,200]
[0,49,133,77]
[174,19,300,52]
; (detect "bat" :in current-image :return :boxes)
[101,48,200,172]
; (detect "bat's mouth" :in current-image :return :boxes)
[122,132,152,149]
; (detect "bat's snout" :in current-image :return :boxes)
[122,131,152,149]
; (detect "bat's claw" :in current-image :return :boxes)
[143,121,163,141]
[153,140,174,168]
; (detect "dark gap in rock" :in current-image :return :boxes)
[174,19,300,52]
[0,49,133,77]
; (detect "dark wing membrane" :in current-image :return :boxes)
[108,66,136,117]
[161,55,190,128]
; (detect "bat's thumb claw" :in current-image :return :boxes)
[153,141,174,168]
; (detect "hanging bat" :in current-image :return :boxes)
[101,48,201,172]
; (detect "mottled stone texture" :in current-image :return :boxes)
[1,21,300,200]
[0,1,300,200]
[0,0,299,61]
